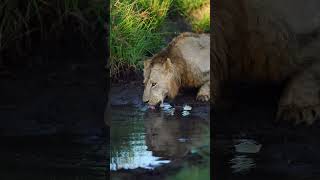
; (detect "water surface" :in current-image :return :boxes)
[110,106,209,171]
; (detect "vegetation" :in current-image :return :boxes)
[110,0,210,78]
[175,0,210,32]
[0,0,106,62]
[110,0,171,78]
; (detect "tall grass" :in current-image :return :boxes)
[109,0,210,78]
[110,0,172,78]
[0,0,106,60]
[174,0,206,13]
[174,0,210,32]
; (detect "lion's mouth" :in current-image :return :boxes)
[148,101,162,109]
[148,105,156,109]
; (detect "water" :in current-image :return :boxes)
[213,102,320,180]
[230,139,261,173]
[0,135,107,180]
[110,106,209,171]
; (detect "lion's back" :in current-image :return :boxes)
[175,33,210,74]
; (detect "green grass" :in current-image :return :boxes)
[174,0,207,14]
[110,0,172,78]
[189,9,210,32]
[174,0,210,32]
[110,0,210,78]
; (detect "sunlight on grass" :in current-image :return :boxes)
[174,0,210,33]
[174,0,206,14]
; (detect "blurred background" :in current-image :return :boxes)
[0,1,108,179]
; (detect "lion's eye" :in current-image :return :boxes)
[151,82,157,87]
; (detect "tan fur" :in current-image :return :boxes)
[143,32,210,105]
[214,0,320,125]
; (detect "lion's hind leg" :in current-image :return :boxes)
[277,63,320,125]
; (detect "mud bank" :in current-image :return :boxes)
[109,81,210,120]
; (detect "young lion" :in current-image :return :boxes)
[142,32,210,106]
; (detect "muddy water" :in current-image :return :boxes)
[110,106,209,171]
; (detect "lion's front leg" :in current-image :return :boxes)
[276,63,320,125]
[196,81,210,102]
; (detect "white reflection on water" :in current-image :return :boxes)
[230,139,261,173]
[110,106,208,171]
[110,135,170,170]
[110,107,171,171]
[230,155,256,173]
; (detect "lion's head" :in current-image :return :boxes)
[142,57,180,106]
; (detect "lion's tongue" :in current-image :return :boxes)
[149,105,156,109]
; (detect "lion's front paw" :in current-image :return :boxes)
[276,64,320,125]
[276,105,320,125]
[196,94,210,102]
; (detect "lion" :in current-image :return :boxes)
[143,0,320,125]
[211,0,320,125]
[142,32,210,106]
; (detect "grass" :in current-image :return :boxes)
[174,0,207,14]
[110,0,210,78]
[174,0,210,32]
[0,0,106,61]
[110,0,171,78]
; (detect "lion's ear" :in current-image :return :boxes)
[143,59,152,84]
[164,58,173,71]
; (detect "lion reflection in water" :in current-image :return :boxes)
[143,110,209,158]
